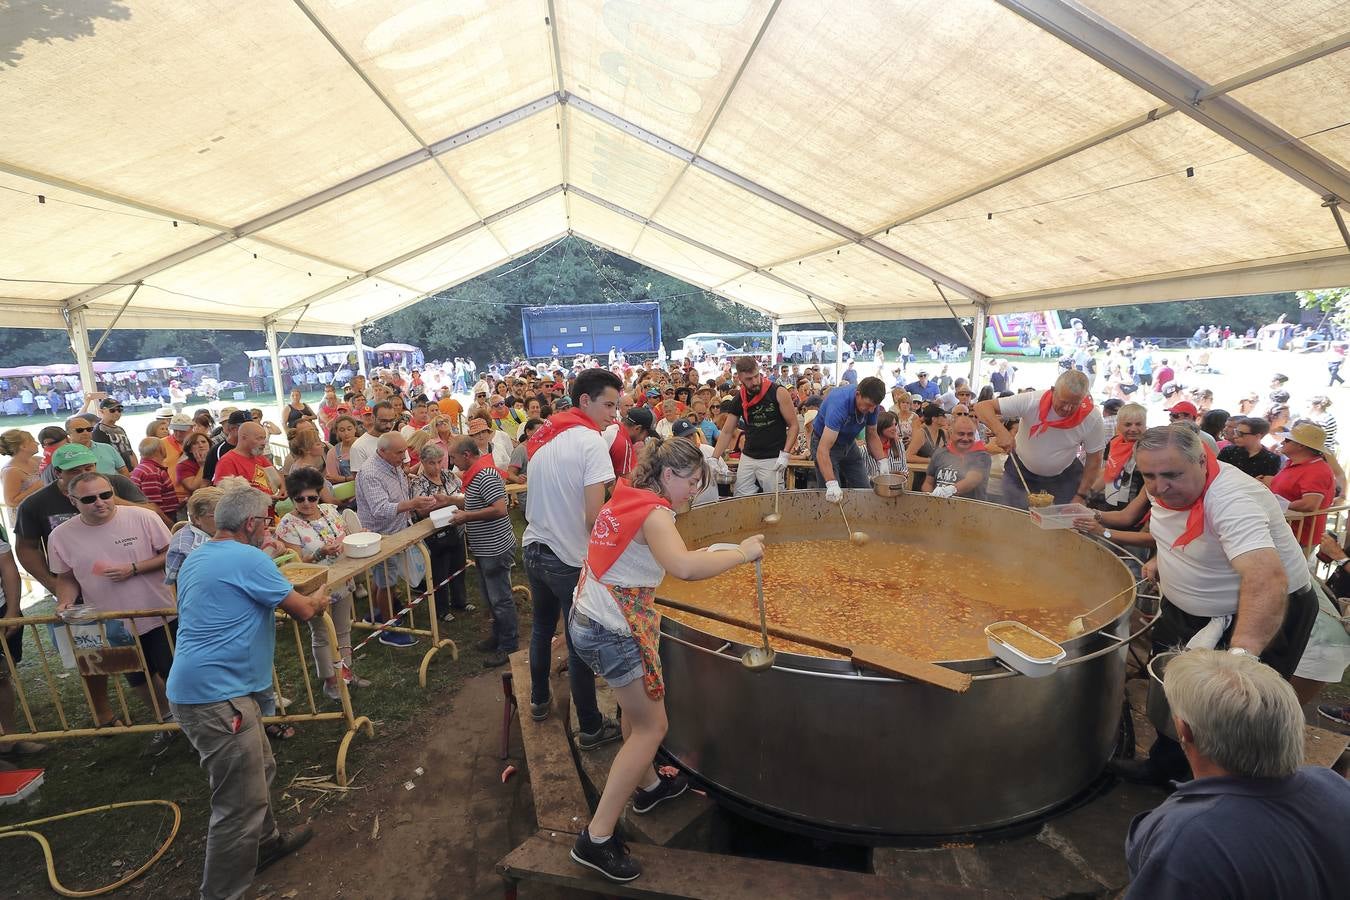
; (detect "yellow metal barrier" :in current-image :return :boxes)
[0,607,373,786]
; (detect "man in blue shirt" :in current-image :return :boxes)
[168,479,329,900]
[904,370,938,402]
[1125,649,1350,899]
[811,377,891,498]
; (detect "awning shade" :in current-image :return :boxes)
[1,0,1348,336]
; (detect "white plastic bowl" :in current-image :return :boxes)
[429,506,456,529]
[343,532,382,559]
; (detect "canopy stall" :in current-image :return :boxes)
[2,0,1348,399]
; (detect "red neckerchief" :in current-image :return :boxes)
[739,378,772,415]
[945,440,987,456]
[585,481,671,580]
[526,408,601,459]
[1103,435,1136,484]
[461,452,500,490]
[1153,446,1219,549]
[608,426,636,476]
[1030,390,1094,436]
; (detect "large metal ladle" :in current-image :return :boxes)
[741,558,776,672]
[762,485,781,525]
[837,495,869,546]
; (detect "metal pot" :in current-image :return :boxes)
[870,473,906,497]
[659,490,1139,838]
[1146,651,1180,741]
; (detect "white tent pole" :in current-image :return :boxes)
[835,319,845,384]
[770,318,780,367]
[353,327,369,377]
[66,308,97,403]
[970,304,988,387]
[264,322,286,422]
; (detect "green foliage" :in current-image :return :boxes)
[1062,292,1302,338]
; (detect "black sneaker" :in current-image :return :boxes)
[530,694,552,722]
[570,827,640,882]
[141,728,179,759]
[577,717,622,751]
[256,827,314,873]
[632,770,688,814]
[481,650,510,668]
[474,637,498,653]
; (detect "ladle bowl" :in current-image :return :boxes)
[741,557,776,673]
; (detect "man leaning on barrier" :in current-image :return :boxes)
[167,478,330,900]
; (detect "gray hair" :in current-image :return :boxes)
[1136,423,1207,464]
[138,436,163,457]
[1053,369,1090,398]
[68,470,111,496]
[418,443,445,463]
[376,431,404,452]
[214,477,269,531]
[1163,649,1304,778]
[452,435,480,457]
[1116,402,1147,425]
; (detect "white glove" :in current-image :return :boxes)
[775,451,790,474]
[712,456,730,477]
[932,484,957,499]
[825,480,843,503]
[877,457,892,475]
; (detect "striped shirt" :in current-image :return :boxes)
[164,524,210,585]
[1314,413,1338,451]
[129,458,180,518]
[463,467,515,557]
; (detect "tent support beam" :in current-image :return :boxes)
[1329,200,1350,253]
[566,185,847,319]
[352,327,369,378]
[770,318,780,367]
[65,308,97,398]
[61,93,560,312]
[969,303,989,386]
[89,283,141,358]
[561,94,987,301]
[264,322,286,420]
[834,319,845,386]
[996,0,1350,203]
[266,185,566,324]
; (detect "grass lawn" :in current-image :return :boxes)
[0,508,535,897]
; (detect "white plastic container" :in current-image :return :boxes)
[429,506,457,529]
[1028,502,1093,530]
[985,620,1066,678]
[343,532,382,559]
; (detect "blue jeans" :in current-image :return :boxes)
[524,542,602,733]
[810,429,870,489]
[474,548,519,652]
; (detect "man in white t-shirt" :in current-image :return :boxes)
[521,369,622,749]
[348,401,399,472]
[975,370,1105,509]
[1110,424,1318,788]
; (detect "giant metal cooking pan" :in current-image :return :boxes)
[658,489,1141,838]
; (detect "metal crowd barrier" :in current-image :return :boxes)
[0,607,373,786]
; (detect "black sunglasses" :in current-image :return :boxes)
[75,490,114,504]
[294,494,320,503]
[106,406,123,413]
[71,427,93,433]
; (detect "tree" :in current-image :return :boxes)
[1297,287,1350,331]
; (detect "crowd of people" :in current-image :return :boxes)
[3,339,1350,895]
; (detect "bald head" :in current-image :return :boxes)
[237,421,268,456]
[376,431,407,467]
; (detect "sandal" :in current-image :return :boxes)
[265,723,298,740]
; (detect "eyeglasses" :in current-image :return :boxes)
[75,490,114,504]
[954,412,974,417]
[71,427,93,433]
[294,494,320,503]
[490,401,506,408]
[1234,430,1254,437]
[1168,413,1193,420]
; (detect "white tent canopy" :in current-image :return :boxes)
[2,0,1349,344]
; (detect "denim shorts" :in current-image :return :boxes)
[568,611,645,689]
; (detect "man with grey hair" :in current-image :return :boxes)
[168,479,330,900]
[1112,425,1317,788]
[356,431,436,648]
[975,369,1104,509]
[1125,649,1350,898]
[66,414,128,477]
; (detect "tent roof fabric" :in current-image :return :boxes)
[2,0,1349,334]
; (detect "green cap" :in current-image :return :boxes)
[51,443,98,470]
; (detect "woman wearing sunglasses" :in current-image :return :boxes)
[276,467,368,700]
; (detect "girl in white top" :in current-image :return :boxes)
[568,439,763,882]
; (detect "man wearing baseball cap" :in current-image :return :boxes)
[13,444,155,602]
[672,419,720,506]
[94,398,137,470]
[1168,401,1218,452]
[162,413,194,481]
[204,410,251,482]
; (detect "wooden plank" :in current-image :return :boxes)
[508,649,590,834]
[498,831,1007,900]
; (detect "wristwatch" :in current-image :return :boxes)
[1228,647,1257,658]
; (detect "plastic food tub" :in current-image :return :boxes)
[429,506,456,529]
[342,532,382,559]
[985,620,1067,677]
[1028,502,1093,530]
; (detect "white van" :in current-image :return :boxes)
[779,330,844,363]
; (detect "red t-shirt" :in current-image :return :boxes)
[212,449,276,497]
[1270,457,1335,547]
